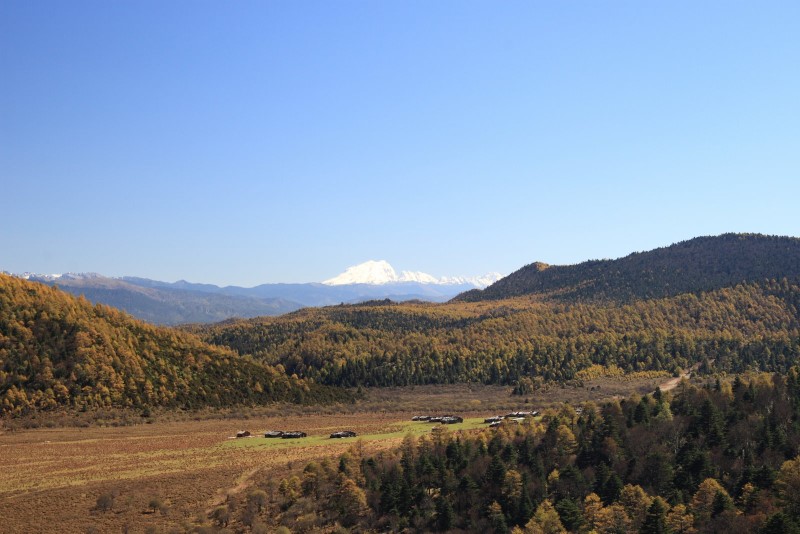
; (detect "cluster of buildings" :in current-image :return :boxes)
[411,415,464,424]
[483,410,540,427]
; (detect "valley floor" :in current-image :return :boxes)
[0,376,672,533]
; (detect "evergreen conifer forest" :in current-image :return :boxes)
[254,374,800,533]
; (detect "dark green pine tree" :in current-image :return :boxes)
[700,399,726,447]
[489,501,509,534]
[555,497,584,532]
[640,497,669,534]
[488,454,507,488]
[711,490,735,518]
[517,472,534,527]
[634,397,651,424]
[761,512,800,534]
[436,496,454,532]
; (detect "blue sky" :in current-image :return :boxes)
[2,1,799,286]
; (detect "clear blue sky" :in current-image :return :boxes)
[2,1,799,286]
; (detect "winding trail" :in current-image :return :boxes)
[659,373,689,392]
[206,466,261,512]
[658,362,703,392]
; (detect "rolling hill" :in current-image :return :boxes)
[0,274,351,417]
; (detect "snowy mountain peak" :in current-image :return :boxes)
[399,270,440,284]
[19,272,104,281]
[323,260,399,285]
[322,261,503,288]
[441,272,505,287]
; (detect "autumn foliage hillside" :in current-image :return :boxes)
[0,274,350,416]
[201,279,800,388]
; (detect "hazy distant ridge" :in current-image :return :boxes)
[15,268,494,325]
[19,274,302,325]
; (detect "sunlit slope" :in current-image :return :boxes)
[0,274,351,416]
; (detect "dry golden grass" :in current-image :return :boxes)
[1,414,413,533]
[0,376,672,533]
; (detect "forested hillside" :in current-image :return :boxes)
[200,279,800,388]
[254,372,800,533]
[457,233,800,303]
[0,274,350,416]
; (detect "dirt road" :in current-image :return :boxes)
[659,362,703,392]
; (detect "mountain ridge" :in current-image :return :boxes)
[456,233,800,303]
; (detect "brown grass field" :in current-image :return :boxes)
[0,377,675,533]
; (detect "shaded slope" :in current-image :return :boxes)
[0,274,350,416]
[456,233,800,303]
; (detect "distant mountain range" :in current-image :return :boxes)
[11,262,502,325]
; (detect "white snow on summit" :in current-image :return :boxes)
[16,272,104,281]
[440,272,504,287]
[322,260,503,288]
[19,272,63,280]
[398,270,440,284]
[322,260,399,285]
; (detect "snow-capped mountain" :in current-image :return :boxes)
[322,260,502,289]
[322,260,400,285]
[19,272,103,281]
